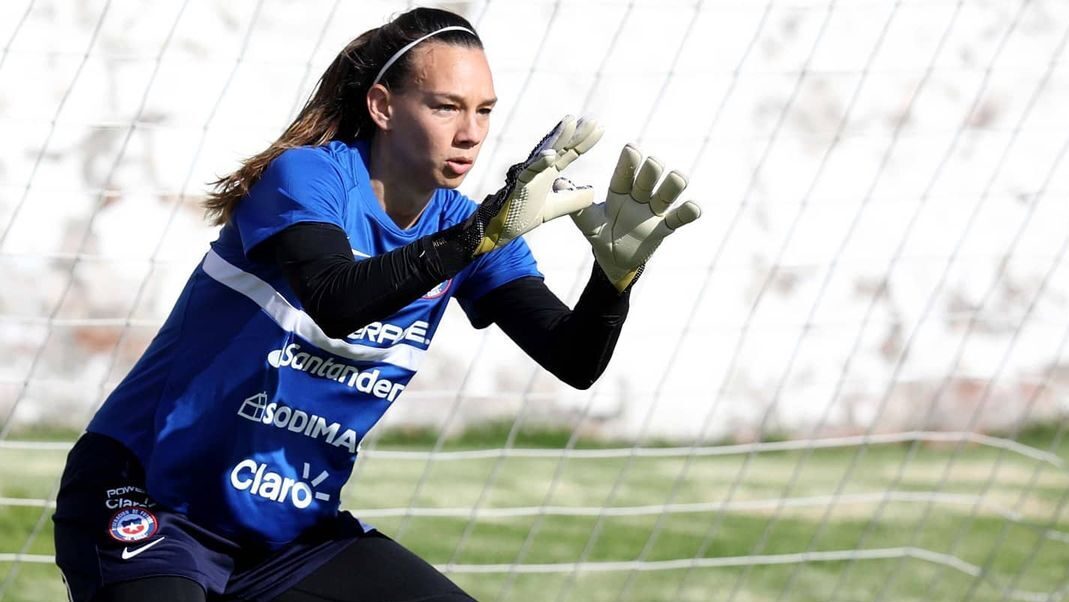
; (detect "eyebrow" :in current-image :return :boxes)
[427,92,497,106]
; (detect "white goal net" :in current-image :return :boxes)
[1,0,1068,600]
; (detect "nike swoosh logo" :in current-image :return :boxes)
[121,536,165,560]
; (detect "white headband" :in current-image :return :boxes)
[371,26,477,87]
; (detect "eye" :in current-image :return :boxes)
[434,103,459,113]
[478,106,494,116]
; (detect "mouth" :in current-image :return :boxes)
[444,158,473,176]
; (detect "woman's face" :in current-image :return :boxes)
[378,42,497,191]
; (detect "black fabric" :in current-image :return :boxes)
[470,266,630,389]
[53,432,369,602]
[268,532,474,602]
[258,222,630,389]
[254,222,475,339]
[93,576,205,602]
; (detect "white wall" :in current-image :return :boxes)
[2,0,1068,440]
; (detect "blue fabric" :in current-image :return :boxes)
[88,140,540,548]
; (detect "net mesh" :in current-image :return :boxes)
[2,0,1068,600]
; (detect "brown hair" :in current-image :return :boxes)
[203,8,481,225]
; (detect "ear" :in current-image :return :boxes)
[366,83,392,131]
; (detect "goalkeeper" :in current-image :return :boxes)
[51,7,700,602]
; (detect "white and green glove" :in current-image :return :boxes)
[570,144,702,292]
[467,115,603,256]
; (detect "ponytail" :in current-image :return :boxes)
[203,8,481,225]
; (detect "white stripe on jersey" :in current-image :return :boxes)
[202,249,425,372]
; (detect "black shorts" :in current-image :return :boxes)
[53,433,474,602]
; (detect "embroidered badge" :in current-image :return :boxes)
[108,507,159,543]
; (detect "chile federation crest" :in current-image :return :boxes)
[108,507,159,542]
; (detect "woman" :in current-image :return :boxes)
[52,7,699,602]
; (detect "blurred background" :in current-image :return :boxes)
[1,0,1068,600]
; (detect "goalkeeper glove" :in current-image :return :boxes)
[570,144,702,293]
[465,115,603,256]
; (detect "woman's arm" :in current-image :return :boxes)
[254,221,472,339]
[468,267,630,390]
[258,221,629,387]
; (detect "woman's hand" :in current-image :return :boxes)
[467,115,603,255]
[571,144,702,293]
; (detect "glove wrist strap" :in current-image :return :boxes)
[423,220,481,279]
[592,255,643,295]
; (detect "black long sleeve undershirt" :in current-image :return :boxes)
[255,221,630,388]
[468,270,630,389]
[251,221,471,339]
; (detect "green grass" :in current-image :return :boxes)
[1,425,1067,601]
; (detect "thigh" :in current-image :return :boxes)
[93,576,206,602]
[53,433,233,602]
[270,532,475,602]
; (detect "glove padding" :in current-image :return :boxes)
[571,144,702,292]
[468,115,603,255]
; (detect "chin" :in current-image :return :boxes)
[438,172,468,190]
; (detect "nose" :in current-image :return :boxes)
[454,111,485,148]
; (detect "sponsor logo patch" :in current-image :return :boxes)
[237,393,361,453]
[104,485,155,510]
[347,320,431,346]
[229,459,331,509]
[266,345,406,401]
[108,508,158,543]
